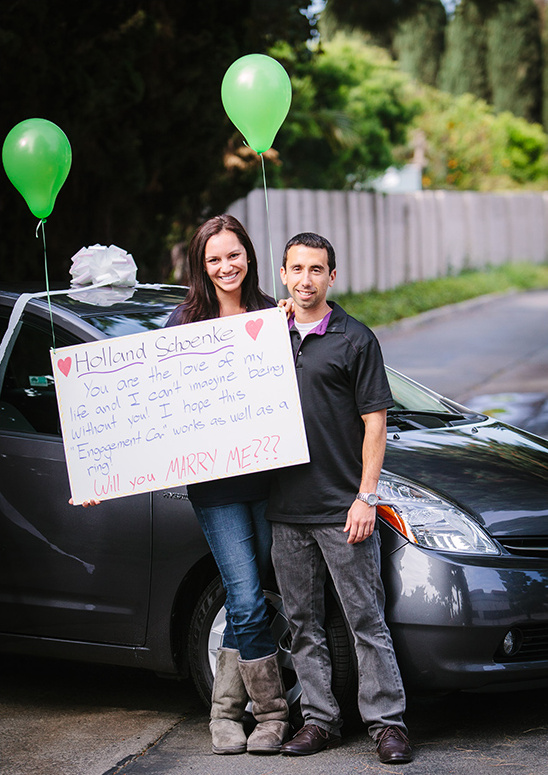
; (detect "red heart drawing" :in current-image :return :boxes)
[245,318,263,341]
[58,357,72,377]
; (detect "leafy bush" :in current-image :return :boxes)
[414,87,548,190]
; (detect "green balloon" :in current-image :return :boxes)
[221,54,292,154]
[2,118,72,219]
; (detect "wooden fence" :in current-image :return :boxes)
[228,188,548,298]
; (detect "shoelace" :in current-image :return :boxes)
[377,727,406,746]
[297,725,330,740]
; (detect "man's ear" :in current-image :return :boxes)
[329,268,337,287]
[280,265,288,286]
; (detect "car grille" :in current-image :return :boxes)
[494,624,548,662]
[497,537,548,558]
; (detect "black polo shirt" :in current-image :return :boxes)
[267,302,393,524]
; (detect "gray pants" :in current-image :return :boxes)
[271,522,407,740]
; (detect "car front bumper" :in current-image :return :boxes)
[383,540,548,692]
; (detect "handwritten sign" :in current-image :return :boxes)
[51,307,309,504]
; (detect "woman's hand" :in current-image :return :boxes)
[69,498,101,507]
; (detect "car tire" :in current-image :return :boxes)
[187,574,358,724]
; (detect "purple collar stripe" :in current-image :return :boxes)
[288,309,333,335]
[312,309,333,335]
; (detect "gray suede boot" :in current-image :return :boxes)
[238,651,289,754]
[209,648,248,754]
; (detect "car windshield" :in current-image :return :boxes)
[387,369,452,412]
[56,285,188,337]
[386,368,484,431]
[83,310,174,337]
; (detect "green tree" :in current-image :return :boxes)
[326,0,546,128]
[438,0,491,101]
[438,0,543,123]
[543,0,548,128]
[393,0,447,86]
[323,0,426,49]
[0,0,313,283]
[268,33,420,190]
[486,0,542,123]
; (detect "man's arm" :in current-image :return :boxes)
[343,408,387,544]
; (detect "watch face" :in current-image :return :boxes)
[358,492,379,506]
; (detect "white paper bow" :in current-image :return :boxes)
[70,244,137,287]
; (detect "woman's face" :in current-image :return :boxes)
[203,229,248,297]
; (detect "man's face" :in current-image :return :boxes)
[280,244,336,314]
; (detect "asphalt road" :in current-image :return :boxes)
[376,288,548,439]
[2,289,548,775]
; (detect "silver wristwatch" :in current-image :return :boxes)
[356,492,380,507]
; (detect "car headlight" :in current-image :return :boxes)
[376,474,500,555]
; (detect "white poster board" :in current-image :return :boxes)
[51,307,309,504]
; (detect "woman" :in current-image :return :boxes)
[166,214,288,756]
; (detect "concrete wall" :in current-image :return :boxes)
[228,188,548,298]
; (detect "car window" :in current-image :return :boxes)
[0,313,78,435]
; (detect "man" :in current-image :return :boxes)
[268,233,412,764]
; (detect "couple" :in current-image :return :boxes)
[167,214,412,764]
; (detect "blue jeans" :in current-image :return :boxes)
[193,499,276,660]
[271,522,407,739]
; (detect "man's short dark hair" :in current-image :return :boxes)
[282,232,336,273]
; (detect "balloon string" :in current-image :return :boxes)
[36,218,56,353]
[261,153,278,301]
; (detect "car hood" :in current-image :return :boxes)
[383,420,548,537]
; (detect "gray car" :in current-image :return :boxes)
[1,285,548,714]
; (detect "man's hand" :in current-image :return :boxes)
[343,498,376,544]
[278,297,295,319]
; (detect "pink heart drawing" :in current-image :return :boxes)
[58,357,72,377]
[245,318,263,341]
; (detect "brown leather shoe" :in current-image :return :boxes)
[376,726,412,764]
[280,724,341,756]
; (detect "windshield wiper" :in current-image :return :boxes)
[387,409,485,431]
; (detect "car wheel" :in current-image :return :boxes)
[187,574,357,722]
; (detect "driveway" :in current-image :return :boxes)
[2,654,547,775]
[376,289,548,438]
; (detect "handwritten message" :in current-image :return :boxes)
[51,307,309,504]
